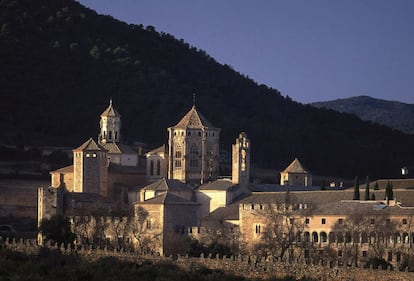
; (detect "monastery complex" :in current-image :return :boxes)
[37,99,414,268]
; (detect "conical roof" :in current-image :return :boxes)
[101,99,121,118]
[73,138,106,152]
[172,106,215,129]
[282,158,309,173]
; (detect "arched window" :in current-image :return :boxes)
[312,232,318,243]
[190,144,199,168]
[361,232,368,244]
[296,232,302,242]
[329,232,336,243]
[345,232,352,243]
[109,131,112,140]
[150,160,154,176]
[304,232,310,242]
[337,232,344,243]
[320,232,327,243]
[403,232,409,244]
[115,131,118,140]
[174,145,182,169]
[156,159,161,176]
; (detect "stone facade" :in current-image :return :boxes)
[232,132,250,186]
[167,106,220,185]
[280,158,312,186]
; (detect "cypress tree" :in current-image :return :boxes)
[353,176,360,200]
[371,193,376,200]
[385,181,394,200]
[321,179,326,190]
[374,182,379,190]
[364,176,370,200]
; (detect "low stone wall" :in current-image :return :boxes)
[1,236,414,281]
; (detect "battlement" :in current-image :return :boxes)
[2,236,414,280]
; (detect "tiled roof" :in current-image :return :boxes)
[101,99,121,117]
[101,142,136,154]
[137,192,199,205]
[315,200,414,216]
[240,188,414,213]
[281,158,309,173]
[172,106,216,129]
[50,165,74,174]
[73,138,106,152]
[142,178,194,192]
[146,145,166,156]
[198,179,238,191]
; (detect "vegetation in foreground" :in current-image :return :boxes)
[0,248,315,281]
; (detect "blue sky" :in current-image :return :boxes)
[78,0,414,104]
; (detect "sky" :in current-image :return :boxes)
[77,0,414,104]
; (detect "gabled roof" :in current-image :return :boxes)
[73,138,106,152]
[281,158,309,174]
[142,178,194,192]
[198,179,238,192]
[146,145,166,156]
[101,142,135,154]
[50,165,74,174]
[137,192,199,205]
[101,99,121,118]
[172,106,216,129]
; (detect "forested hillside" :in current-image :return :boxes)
[311,96,414,135]
[1,0,414,178]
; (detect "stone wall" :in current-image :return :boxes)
[2,236,414,281]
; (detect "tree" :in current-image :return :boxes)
[385,181,393,200]
[254,192,315,261]
[370,193,376,201]
[331,207,397,266]
[353,176,360,200]
[364,176,370,201]
[130,206,161,254]
[38,215,76,246]
[374,182,379,190]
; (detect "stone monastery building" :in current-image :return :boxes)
[38,100,414,264]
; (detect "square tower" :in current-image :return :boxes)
[167,106,220,185]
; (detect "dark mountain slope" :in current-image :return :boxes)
[1,0,414,178]
[311,96,414,135]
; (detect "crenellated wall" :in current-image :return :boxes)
[1,236,414,281]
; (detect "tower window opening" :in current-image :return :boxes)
[156,159,161,176]
[109,131,113,140]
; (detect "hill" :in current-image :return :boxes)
[311,96,414,135]
[1,0,414,178]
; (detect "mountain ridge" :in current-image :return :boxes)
[1,0,414,178]
[311,96,414,135]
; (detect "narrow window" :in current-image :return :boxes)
[305,218,310,225]
[321,218,326,225]
[338,218,343,224]
[255,224,261,234]
[403,219,408,225]
[150,160,154,176]
[370,218,375,224]
[156,159,161,176]
[109,131,112,140]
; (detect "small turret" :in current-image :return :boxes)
[98,98,121,144]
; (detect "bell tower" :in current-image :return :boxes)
[98,98,121,145]
[232,132,250,186]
